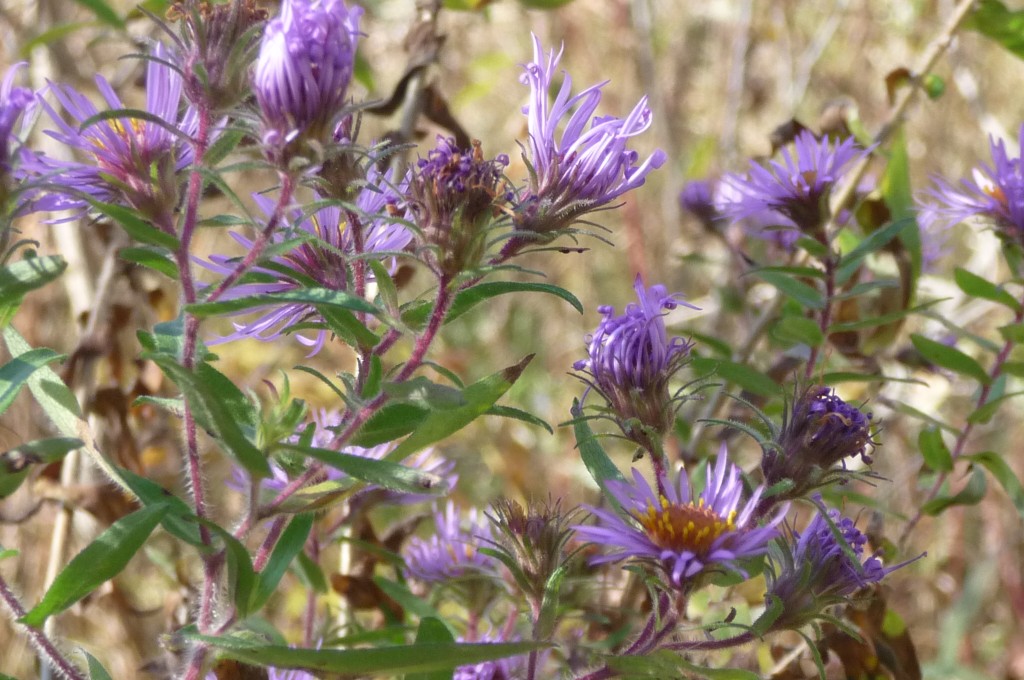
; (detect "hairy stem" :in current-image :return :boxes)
[0,574,86,680]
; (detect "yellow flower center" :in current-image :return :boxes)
[637,496,736,554]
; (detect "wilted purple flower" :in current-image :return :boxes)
[767,504,916,629]
[512,35,666,238]
[574,276,695,447]
[253,0,361,159]
[0,64,32,175]
[574,448,787,589]
[19,43,197,223]
[408,136,510,278]
[919,125,1024,251]
[721,131,867,238]
[405,501,498,582]
[761,386,875,503]
[202,167,411,354]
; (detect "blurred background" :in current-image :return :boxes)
[1,0,1023,677]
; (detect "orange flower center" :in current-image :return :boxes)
[637,496,736,554]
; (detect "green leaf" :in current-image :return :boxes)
[968,390,1024,424]
[194,634,542,675]
[999,322,1024,344]
[836,218,913,285]
[967,451,1024,520]
[751,269,824,309]
[910,334,991,385]
[880,131,922,281]
[20,503,167,626]
[383,377,466,410]
[72,0,124,28]
[116,467,204,546]
[691,357,780,397]
[446,281,583,324]
[250,513,314,612]
[921,467,987,516]
[147,355,270,478]
[277,443,447,496]
[318,305,380,349]
[200,519,256,619]
[119,246,179,279]
[1,328,135,497]
[954,268,1021,312]
[918,427,953,472]
[407,617,456,680]
[87,199,179,250]
[773,315,824,347]
[485,404,553,434]
[373,576,449,623]
[188,288,378,318]
[923,73,946,100]
[385,355,533,461]
[0,348,64,417]
[351,403,428,447]
[966,0,1024,61]
[84,652,114,680]
[0,255,67,303]
[571,400,626,502]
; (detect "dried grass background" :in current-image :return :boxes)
[1,0,1023,677]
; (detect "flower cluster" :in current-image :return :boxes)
[512,34,666,242]
[720,130,867,239]
[20,43,197,224]
[574,275,695,449]
[253,0,361,161]
[575,448,786,589]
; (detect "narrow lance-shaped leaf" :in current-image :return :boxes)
[407,617,457,680]
[20,503,167,627]
[0,348,64,417]
[384,355,534,461]
[0,255,67,305]
[250,513,314,613]
[910,334,991,386]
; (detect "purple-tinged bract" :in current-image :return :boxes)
[19,43,197,223]
[513,35,666,238]
[574,448,786,589]
[253,0,360,160]
[919,124,1024,252]
[405,501,498,583]
[573,276,695,446]
[721,131,866,238]
[202,167,411,355]
[762,386,875,502]
[767,504,916,629]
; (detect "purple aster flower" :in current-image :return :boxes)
[408,136,511,278]
[573,275,696,447]
[767,504,918,629]
[720,131,867,238]
[252,0,361,160]
[0,64,32,175]
[404,501,498,583]
[201,167,411,355]
[574,447,787,589]
[761,386,875,503]
[19,43,197,223]
[919,124,1024,252]
[512,35,666,239]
